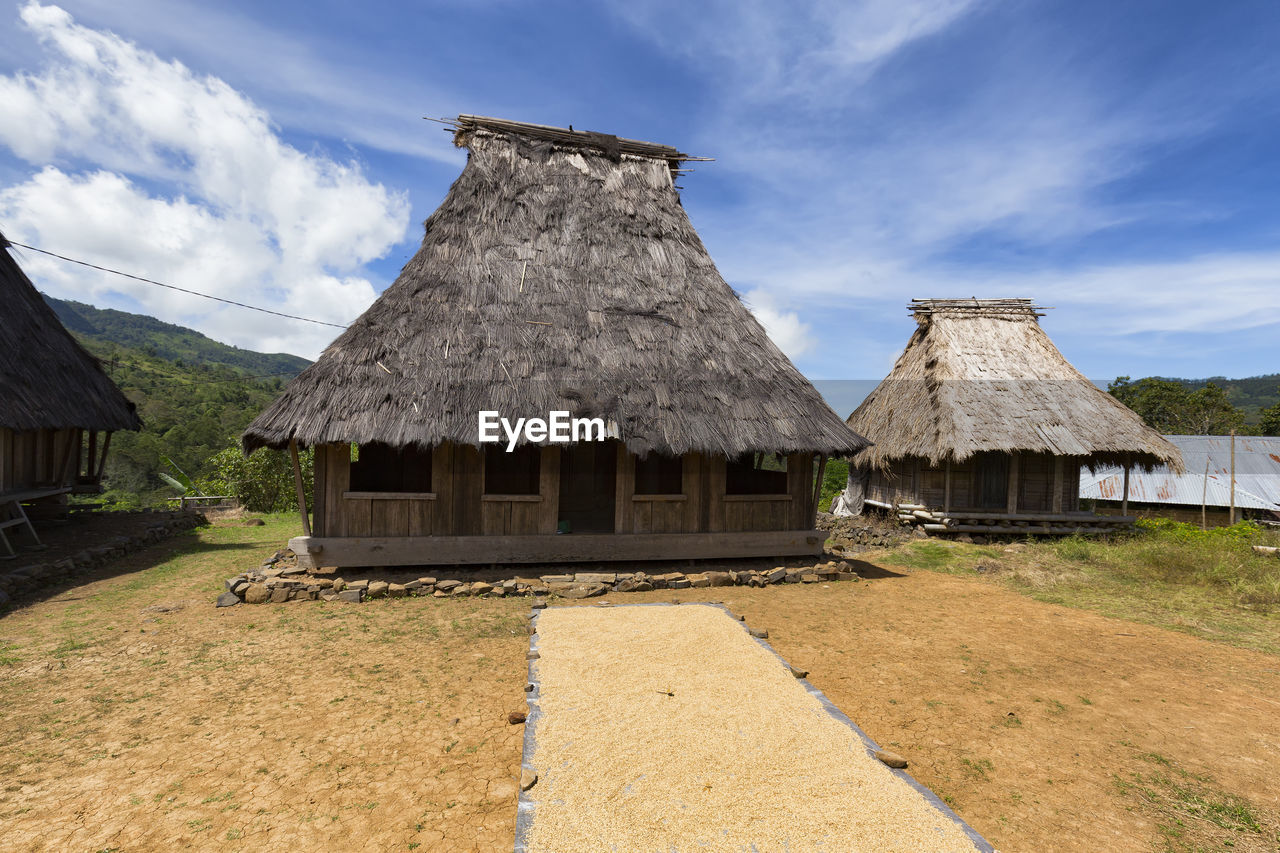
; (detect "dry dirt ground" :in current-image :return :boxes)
[2,516,1278,852]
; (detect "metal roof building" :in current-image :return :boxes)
[1080,435,1280,515]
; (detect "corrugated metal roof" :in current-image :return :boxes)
[1080,435,1280,512]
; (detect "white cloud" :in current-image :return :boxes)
[0,2,411,358]
[743,288,815,359]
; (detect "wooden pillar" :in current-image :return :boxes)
[1229,430,1237,525]
[1121,455,1130,518]
[1051,456,1064,513]
[289,439,311,536]
[811,454,828,520]
[943,458,953,515]
[95,432,112,481]
[1006,452,1019,515]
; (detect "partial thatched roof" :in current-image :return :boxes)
[0,233,140,432]
[243,116,866,458]
[846,299,1183,471]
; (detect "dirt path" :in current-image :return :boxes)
[1,519,1277,851]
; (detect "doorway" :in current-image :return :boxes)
[558,441,617,533]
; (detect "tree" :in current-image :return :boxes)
[196,441,313,513]
[1109,377,1246,435]
[1260,389,1280,436]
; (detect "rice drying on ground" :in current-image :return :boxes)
[522,605,982,852]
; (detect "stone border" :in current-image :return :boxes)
[0,511,207,609]
[513,602,994,853]
[216,559,864,607]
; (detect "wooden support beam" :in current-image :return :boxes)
[94,432,112,481]
[1121,456,1130,519]
[1007,452,1020,515]
[289,439,311,536]
[943,458,953,515]
[811,454,828,521]
[1051,456,1064,513]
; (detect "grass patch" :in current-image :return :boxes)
[887,520,1280,655]
[1114,750,1279,852]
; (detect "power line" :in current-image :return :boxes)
[6,239,350,329]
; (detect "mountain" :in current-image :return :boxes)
[38,295,313,509]
[1169,374,1280,413]
[43,295,311,378]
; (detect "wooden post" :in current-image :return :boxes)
[1006,453,1019,515]
[1229,430,1236,525]
[1200,455,1210,530]
[943,458,952,516]
[1051,456,1064,513]
[94,432,112,481]
[1121,455,1130,518]
[289,439,311,536]
[811,454,828,521]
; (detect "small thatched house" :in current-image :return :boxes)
[836,299,1182,535]
[1,233,140,550]
[244,116,867,568]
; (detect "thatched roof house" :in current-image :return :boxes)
[837,299,1182,535]
[1,233,139,515]
[245,116,866,567]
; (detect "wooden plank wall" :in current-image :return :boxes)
[1017,452,1054,512]
[0,428,80,493]
[317,443,821,541]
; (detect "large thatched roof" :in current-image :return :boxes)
[244,116,866,457]
[0,233,140,433]
[846,299,1183,471]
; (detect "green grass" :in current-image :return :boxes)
[884,520,1280,655]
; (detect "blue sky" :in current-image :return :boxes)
[2,0,1279,406]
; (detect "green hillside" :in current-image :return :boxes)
[43,296,313,508]
[44,295,311,378]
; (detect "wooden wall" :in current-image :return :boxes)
[0,427,82,493]
[313,442,821,538]
[863,452,1085,515]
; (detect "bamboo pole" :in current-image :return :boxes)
[1229,430,1236,525]
[289,439,311,537]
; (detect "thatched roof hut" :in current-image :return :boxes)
[0,233,138,511]
[244,116,862,459]
[244,116,865,568]
[848,299,1181,471]
[1,233,139,434]
[838,299,1183,535]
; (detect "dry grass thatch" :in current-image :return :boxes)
[243,116,866,458]
[846,299,1183,472]
[0,233,140,432]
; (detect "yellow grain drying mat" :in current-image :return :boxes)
[515,603,990,852]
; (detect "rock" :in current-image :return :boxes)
[667,578,691,590]
[432,589,449,598]
[388,583,408,598]
[616,579,653,593]
[215,591,241,608]
[244,583,269,604]
[471,582,494,595]
[527,651,541,660]
[332,578,346,592]
[553,582,607,599]
[348,579,370,591]
[574,572,617,584]
[835,572,858,582]
[367,581,389,599]
[315,578,334,589]
[749,627,769,639]
[539,574,574,584]
[492,586,507,597]
[789,665,808,679]
[525,682,536,692]
[435,579,462,591]
[520,768,538,792]
[404,579,423,591]
[1252,545,1279,557]
[800,574,821,583]
[875,749,908,769]
[508,710,527,725]
[686,573,710,588]
[269,587,291,603]
[337,589,363,603]
[320,592,339,602]
[531,598,548,609]
[703,571,733,587]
